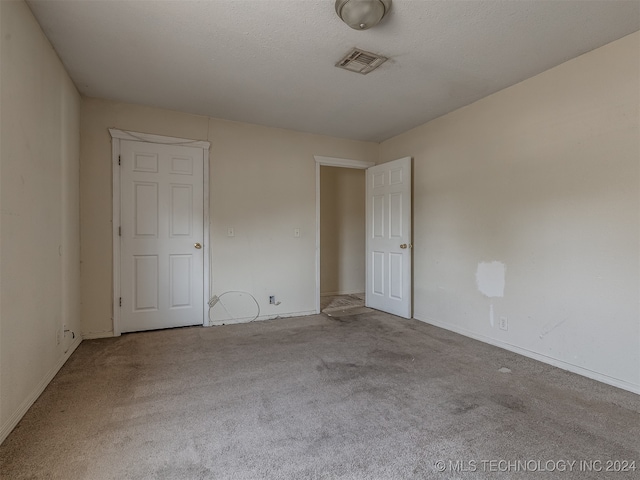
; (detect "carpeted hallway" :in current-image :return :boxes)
[1,311,638,479]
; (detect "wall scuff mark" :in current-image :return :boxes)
[539,318,567,339]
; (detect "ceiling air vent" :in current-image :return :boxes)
[335,47,388,75]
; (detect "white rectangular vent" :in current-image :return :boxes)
[336,48,388,75]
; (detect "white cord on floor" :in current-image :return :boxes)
[208,291,261,325]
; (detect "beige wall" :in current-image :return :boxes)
[0,0,81,442]
[320,166,366,296]
[380,32,640,392]
[80,98,378,336]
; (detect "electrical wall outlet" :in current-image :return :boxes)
[269,295,275,305]
[227,227,234,237]
[499,316,508,331]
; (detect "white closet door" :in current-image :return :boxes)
[120,140,204,332]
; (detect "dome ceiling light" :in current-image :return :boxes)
[335,0,392,30]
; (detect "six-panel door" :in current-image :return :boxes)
[120,140,204,332]
[366,157,412,319]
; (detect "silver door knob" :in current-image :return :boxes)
[194,243,202,249]
[400,244,407,249]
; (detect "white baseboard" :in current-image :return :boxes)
[209,309,317,327]
[0,335,83,445]
[320,291,365,297]
[414,313,639,395]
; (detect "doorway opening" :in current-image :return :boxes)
[314,156,374,316]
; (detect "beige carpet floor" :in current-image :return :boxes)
[1,311,638,479]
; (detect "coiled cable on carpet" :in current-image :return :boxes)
[208,291,260,325]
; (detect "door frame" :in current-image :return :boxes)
[314,156,374,314]
[110,129,211,336]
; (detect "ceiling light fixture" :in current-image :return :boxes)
[335,0,392,30]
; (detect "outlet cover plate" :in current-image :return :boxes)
[499,317,508,331]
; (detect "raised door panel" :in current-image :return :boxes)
[372,195,385,238]
[170,184,193,237]
[133,255,159,311]
[389,253,403,300]
[389,192,403,239]
[134,183,159,237]
[372,251,385,296]
[169,254,192,309]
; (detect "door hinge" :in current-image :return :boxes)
[119,297,122,307]
[118,226,121,236]
[118,155,121,166]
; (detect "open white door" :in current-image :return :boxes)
[365,157,412,318]
[119,140,205,332]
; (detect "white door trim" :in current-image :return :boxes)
[110,129,210,336]
[109,128,211,149]
[314,155,375,314]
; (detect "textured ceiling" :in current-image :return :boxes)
[27,0,640,142]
